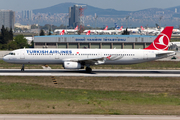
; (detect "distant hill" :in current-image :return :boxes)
[166,6,180,18]
[33,2,75,14]
[130,8,174,19]
[83,5,130,17]
[135,8,169,13]
[33,2,130,17]
[33,2,180,18]
[166,5,180,13]
[25,3,180,27]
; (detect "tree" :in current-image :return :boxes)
[7,41,18,50]
[31,24,39,29]
[30,40,34,48]
[0,25,14,50]
[40,29,45,36]
[59,24,66,29]
[78,30,81,35]
[0,25,9,44]
[48,29,52,35]
[0,26,14,45]
[9,28,13,40]
[42,24,51,30]
[14,35,28,48]
[0,44,7,50]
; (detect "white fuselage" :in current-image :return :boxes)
[3,48,174,66]
[84,29,124,35]
[54,29,78,34]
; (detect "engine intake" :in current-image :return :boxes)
[63,62,84,69]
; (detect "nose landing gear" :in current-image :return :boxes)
[21,64,24,71]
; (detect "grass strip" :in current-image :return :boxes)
[0,76,180,114]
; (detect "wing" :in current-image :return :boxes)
[63,57,106,65]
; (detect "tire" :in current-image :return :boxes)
[86,67,92,73]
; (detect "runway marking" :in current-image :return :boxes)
[51,76,57,84]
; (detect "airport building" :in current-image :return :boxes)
[0,10,15,29]
[14,23,31,30]
[34,35,156,49]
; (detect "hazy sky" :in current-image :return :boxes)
[1,0,180,11]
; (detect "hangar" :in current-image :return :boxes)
[34,35,156,49]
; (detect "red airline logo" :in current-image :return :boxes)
[104,26,108,30]
[74,26,78,30]
[141,26,145,30]
[153,33,169,50]
[144,26,173,51]
[60,30,65,35]
[119,26,123,30]
[86,30,91,35]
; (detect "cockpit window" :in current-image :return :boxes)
[9,53,15,55]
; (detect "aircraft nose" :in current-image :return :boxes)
[3,56,8,62]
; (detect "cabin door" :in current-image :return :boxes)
[20,50,25,59]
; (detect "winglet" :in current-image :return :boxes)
[144,26,173,50]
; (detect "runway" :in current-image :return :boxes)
[0,69,180,77]
[0,115,179,120]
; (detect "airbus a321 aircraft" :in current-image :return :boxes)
[3,26,175,73]
[54,26,78,34]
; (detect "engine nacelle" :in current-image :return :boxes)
[63,62,84,69]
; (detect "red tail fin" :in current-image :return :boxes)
[104,26,108,30]
[60,30,65,35]
[119,26,123,30]
[144,26,173,50]
[141,26,144,30]
[74,26,78,30]
[86,30,91,35]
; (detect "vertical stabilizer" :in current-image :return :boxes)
[60,30,65,35]
[144,26,173,50]
[104,26,108,30]
[86,30,91,35]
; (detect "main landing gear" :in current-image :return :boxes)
[86,67,92,73]
[21,64,24,71]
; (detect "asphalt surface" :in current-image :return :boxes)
[0,69,180,77]
[0,115,179,120]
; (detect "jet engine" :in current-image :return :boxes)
[63,62,84,69]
